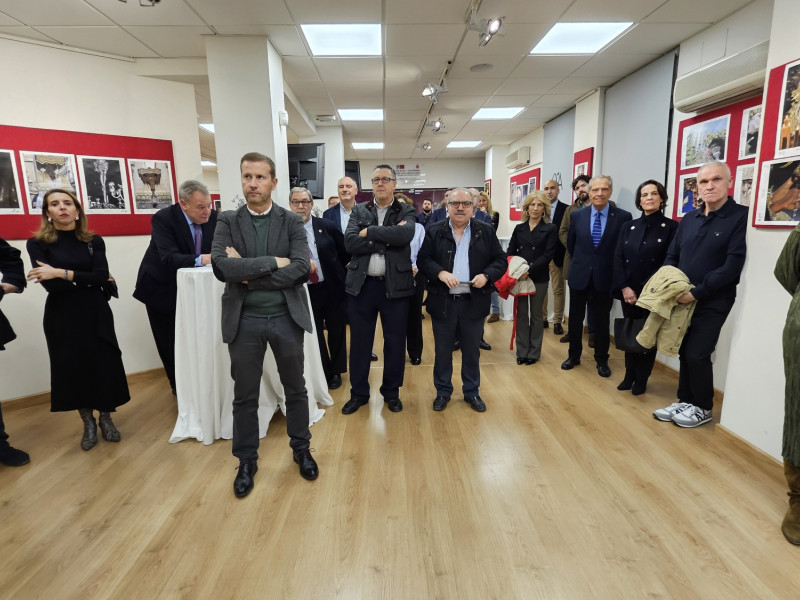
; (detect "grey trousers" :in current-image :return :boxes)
[228,313,311,461]
[515,281,548,360]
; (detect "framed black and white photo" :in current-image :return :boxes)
[77,155,129,215]
[0,150,23,215]
[739,106,761,160]
[680,115,730,169]
[20,151,78,210]
[127,159,175,214]
[734,164,755,207]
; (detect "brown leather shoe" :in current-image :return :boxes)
[487,313,500,323]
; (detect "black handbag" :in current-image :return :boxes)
[614,317,647,352]
[88,240,119,301]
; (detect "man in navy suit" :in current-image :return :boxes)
[323,176,358,234]
[426,189,493,230]
[289,186,349,390]
[133,180,217,394]
[561,175,632,377]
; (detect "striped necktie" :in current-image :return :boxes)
[592,211,602,247]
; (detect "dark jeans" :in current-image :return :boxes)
[431,296,483,397]
[145,304,176,391]
[228,314,311,461]
[406,271,425,361]
[568,283,613,363]
[348,277,409,400]
[677,298,733,410]
[308,281,347,379]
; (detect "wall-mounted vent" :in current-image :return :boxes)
[505,146,531,170]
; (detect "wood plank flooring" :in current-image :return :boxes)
[1,318,798,599]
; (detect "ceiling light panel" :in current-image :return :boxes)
[338,109,384,121]
[530,22,633,54]
[472,107,524,120]
[447,141,481,148]
[352,142,384,150]
[301,24,382,56]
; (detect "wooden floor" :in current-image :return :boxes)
[1,318,798,599]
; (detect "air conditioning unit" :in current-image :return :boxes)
[505,146,530,170]
[674,40,768,114]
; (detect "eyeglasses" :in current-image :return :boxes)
[448,201,473,208]
[289,199,312,206]
[371,177,396,184]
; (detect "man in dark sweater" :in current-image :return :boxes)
[653,161,748,428]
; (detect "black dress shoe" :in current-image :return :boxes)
[525,358,537,365]
[553,323,564,335]
[597,363,612,378]
[516,357,525,365]
[0,445,30,467]
[433,395,450,411]
[342,396,369,414]
[234,461,258,498]
[410,356,422,365]
[293,449,319,481]
[385,397,403,412]
[328,373,342,389]
[453,340,461,351]
[561,357,580,370]
[479,339,492,350]
[543,320,549,328]
[631,381,647,395]
[370,353,379,361]
[559,333,569,343]
[464,395,486,412]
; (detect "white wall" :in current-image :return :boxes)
[0,38,202,402]
[721,0,793,460]
[574,90,605,172]
[355,158,484,190]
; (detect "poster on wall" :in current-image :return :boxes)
[734,164,755,207]
[775,58,800,159]
[677,174,701,216]
[680,114,730,169]
[20,151,78,210]
[754,158,800,226]
[77,156,130,215]
[128,159,175,214]
[528,176,537,195]
[739,106,761,159]
[0,150,23,215]
[484,179,491,198]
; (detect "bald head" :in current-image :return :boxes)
[543,179,559,202]
[337,177,358,209]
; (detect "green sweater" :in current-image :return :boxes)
[242,212,288,318]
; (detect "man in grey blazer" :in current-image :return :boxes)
[211,152,318,499]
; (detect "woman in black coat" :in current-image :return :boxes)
[506,191,557,365]
[612,180,678,395]
[27,189,129,451]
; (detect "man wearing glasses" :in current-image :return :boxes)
[341,165,416,414]
[288,187,348,390]
[417,188,506,412]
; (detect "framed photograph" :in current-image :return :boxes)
[680,115,730,169]
[484,179,491,198]
[20,151,78,210]
[776,58,800,159]
[528,176,537,191]
[739,106,761,160]
[520,183,530,206]
[677,174,702,218]
[127,159,175,214]
[574,162,588,178]
[0,150,23,215]
[77,156,130,215]
[754,158,800,226]
[510,182,517,210]
[734,164,755,207]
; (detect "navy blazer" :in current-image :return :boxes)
[322,203,349,233]
[310,216,348,302]
[550,200,568,267]
[566,204,632,293]
[0,237,25,349]
[133,202,217,313]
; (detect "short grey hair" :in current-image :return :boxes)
[698,160,731,179]
[178,180,209,202]
[448,187,476,205]
[589,174,613,192]
[289,187,312,202]
[374,164,397,179]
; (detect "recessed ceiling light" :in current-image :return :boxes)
[201,160,217,167]
[473,107,524,120]
[301,24,382,56]
[447,141,481,149]
[352,142,384,150]
[199,123,215,133]
[339,109,384,121]
[530,22,633,55]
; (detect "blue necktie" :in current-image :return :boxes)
[193,224,202,255]
[592,211,602,248]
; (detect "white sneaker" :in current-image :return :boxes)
[671,405,712,428]
[653,402,690,422]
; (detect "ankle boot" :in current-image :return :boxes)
[78,409,97,451]
[617,353,635,391]
[783,459,800,544]
[98,412,121,442]
[632,351,657,396]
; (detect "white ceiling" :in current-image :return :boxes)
[0,0,754,161]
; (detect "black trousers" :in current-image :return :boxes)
[0,402,8,449]
[145,304,176,391]
[621,301,657,384]
[406,271,425,361]
[308,281,347,380]
[348,277,409,400]
[677,298,733,410]
[431,296,483,397]
[567,283,613,363]
[227,314,311,461]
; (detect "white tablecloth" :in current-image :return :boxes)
[169,267,332,445]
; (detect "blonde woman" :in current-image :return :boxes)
[506,191,557,364]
